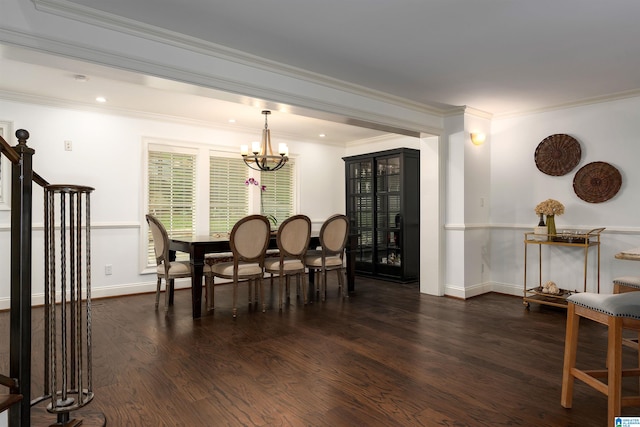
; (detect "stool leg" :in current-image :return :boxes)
[561,303,580,408]
[608,316,623,425]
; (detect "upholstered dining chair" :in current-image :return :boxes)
[204,214,271,317]
[146,214,192,313]
[304,214,349,302]
[264,214,312,309]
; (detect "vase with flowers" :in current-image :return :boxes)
[534,199,564,239]
[245,177,277,229]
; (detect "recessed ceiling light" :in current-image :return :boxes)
[319,133,326,138]
[95,96,106,103]
[228,118,236,123]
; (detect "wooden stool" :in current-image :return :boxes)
[614,276,640,294]
[561,292,640,427]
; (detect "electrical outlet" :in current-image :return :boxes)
[64,140,72,151]
[105,264,112,275]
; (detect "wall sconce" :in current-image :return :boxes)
[470,132,486,146]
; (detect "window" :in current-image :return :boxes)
[147,149,196,264]
[210,156,249,233]
[260,160,295,226]
[144,140,296,269]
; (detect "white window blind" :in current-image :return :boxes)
[260,160,294,225]
[147,150,196,265]
[210,156,249,233]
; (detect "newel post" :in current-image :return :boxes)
[9,129,34,427]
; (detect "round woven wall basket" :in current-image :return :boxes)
[573,161,622,203]
[534,134,581,176]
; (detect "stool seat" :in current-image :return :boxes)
[614,276,640,293]
[562,292,640,427]
[567,292,640,319]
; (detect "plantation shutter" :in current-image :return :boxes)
[260,160,294,225]
[147,150,196,265]
[210,156,249,233]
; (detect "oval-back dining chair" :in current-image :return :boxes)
[304,214,349,301]
[146,214,192,313]
[204,214,271,317]
[264,214,312,308]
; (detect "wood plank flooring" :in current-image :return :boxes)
[2,276,640,426]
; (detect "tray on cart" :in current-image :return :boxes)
[527,286,576,298]
[524,287,578,308]
[550,227,606,244]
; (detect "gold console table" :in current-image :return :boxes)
[523,228,605,309]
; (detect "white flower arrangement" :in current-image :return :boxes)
[534,199,564,216]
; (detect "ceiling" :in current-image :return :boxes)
[3,0,640,142]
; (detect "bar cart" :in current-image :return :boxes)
[523,228,605,309]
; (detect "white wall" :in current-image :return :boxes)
[490,96,640,296]
[0,98,349,308]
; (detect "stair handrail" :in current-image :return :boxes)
[0,131,48,187]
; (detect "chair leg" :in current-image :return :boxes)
[285,275,291,302]
[561,303,580,409]
[321,270,327,302]
[260,277,266,313]
[232,280,238,318]
[300,273,307,306]
[155,277,161,309]
[307,270,315,302]
[164,279,172,313]
[337,268,345,297]
[278,274,284,310]
[248,279,253,303]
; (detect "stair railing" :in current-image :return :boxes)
[0,130,104,427]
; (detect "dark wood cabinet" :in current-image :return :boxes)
[343,148,420,282]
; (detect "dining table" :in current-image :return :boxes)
[169,233,357,318]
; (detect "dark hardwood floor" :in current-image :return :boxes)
[2,276,639,426]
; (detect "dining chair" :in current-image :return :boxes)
[304,214,349,301]
[204,214,271,317]
[146,214,192,313]
[264,214,312,309]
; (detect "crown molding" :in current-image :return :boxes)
[441,106,493,120]
[31,0,446,118]
[495,88,640,119]
[0,89,353,145]
[0,25,441,138]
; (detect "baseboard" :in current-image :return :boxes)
[444,281,521,299]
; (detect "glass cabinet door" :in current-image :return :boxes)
[344,148,419,282]
[347,160,373,266]
[375,156,401,269]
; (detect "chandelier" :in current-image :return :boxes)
[241,110,289,171]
